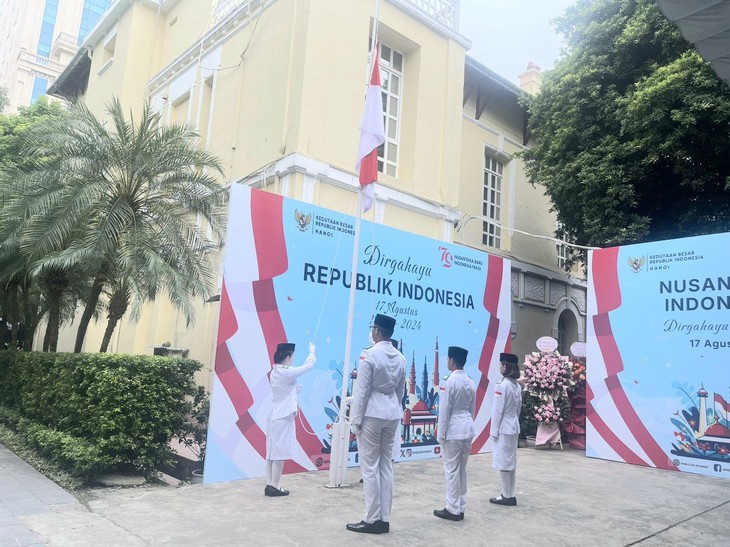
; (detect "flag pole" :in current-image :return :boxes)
[327,0,380,489]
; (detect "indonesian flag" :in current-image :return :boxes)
[355,49,386,212]
[715,393,730,420]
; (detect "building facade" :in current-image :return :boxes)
[48,0,586,384]
[0,0,112,111]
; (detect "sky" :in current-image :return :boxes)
[458,0,577,83]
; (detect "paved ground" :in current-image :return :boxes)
[2,442,729,546]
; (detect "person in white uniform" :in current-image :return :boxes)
[489,352,522,506]
[265,341,316,497]
[346,314,406,535]
[434,346,476,522]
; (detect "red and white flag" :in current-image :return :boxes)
[355,48,386,212]
[715,393,730,420]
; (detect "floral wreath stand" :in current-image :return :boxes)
[535,394,563,450]
[535,422,563,450]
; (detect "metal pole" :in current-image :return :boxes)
[326,0,379,489]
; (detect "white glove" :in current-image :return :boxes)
[309,342,316,354]
[351,424,361,435]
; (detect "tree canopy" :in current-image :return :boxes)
[523,0,730,251]
[0,86,8,113]
[1,98,227,352]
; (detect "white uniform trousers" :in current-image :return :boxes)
[442,439,472,514]
[358,416,399,524]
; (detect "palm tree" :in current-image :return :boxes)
[0,98,70,350]
[15,98,227,351]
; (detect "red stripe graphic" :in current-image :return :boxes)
[472,257,504,453]
[215,281,252,415]
[592,247,622,314]
[250,198,323,471]
[483,255,503,315]
[214,281,268,457]
[593,314,624,377]
[251,189,288,280]
[605,375,678,471]
[591,313,678,471]
[585,384,645,465]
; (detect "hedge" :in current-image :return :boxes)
[0,351,201,480]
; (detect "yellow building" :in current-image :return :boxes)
[49,0,586,385]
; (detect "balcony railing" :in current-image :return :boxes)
[210,0,459,31]
[403,0,459,30]
[18,50,66,72]
[55,32,79,45]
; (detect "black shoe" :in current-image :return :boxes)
[459,512,465,520]
[377,520,389,533]
[433,508,461,521]
[265,485,289,497]
[346,520,382,534]
[489,495,517,506]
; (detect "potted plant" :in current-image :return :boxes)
[179,387,209,483]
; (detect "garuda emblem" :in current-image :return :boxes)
[628,256,645,273]
[294,209,312,232]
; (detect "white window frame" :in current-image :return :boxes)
[482,152,503,249]
[376,43,403,178]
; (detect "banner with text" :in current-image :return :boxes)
[587,233,730,478]
[204,186,512,483]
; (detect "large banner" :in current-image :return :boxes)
[203,186,512,483]
[587,233,730,478]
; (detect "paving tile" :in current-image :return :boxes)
[0,511,20,526]
[0,524,44,546]
[0,483,34,502]
[5,498,48,517]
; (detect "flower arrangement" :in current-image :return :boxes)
[533,401,561,423]
[569,360,586,392]
[523,351,575,397]
[523,351,575,426]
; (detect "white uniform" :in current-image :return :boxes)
[491,377,522,470]
[437,369,476,515]
[266,352,315,460]
[351,340,407,524]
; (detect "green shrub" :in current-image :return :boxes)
[0,350,201,480]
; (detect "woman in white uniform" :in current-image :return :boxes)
[265,341,316,497]
[490,352,522,506]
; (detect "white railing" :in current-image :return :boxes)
[210,0,459,31]
[211,0,258,26]
[18,50,65,72]
[55,32,78,44]
[403,0,459,30]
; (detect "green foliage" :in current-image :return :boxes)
[0,98,69,348]
[178,387,209,465]
[523,0,730,253]
[0,409,84,491]
[12,98,228,325]
[0,97,65,173]
[520,393,539,437]
[0,350,201,480]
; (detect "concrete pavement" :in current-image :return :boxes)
[3,443,729,546]
[0,445,79,547]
